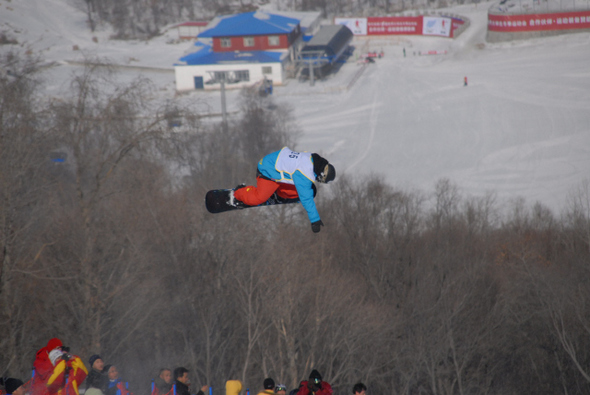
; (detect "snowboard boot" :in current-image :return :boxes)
[228,184,247,208]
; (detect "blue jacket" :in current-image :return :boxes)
[258,147,319,223]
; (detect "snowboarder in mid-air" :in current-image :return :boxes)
[229,147,336,233]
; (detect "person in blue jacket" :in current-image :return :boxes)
[231,147,336,233]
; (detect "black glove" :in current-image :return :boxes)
[311,220,324,233]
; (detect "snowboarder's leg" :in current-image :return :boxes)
[275,183,317,199]
[275,183,299,200]
[233,177,279,206]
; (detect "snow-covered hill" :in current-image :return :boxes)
[2,0,590,213]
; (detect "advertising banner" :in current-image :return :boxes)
[334,18,368,35]
[366,16,423,35]
[335,16,464,36]
[423,16,452,36]
[451,18,465,37]
[488,10,590,32]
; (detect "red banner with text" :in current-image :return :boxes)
[488,10,590,32]
[367,16,423,35]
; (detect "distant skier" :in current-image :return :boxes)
[464,76,468,87]
[229,147,336,233]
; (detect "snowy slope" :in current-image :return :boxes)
[2,0,589,213]
[275,3,590,212]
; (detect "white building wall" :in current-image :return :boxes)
[175,62,285,92]
[178,25,205,39]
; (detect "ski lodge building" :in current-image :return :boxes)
[175,21,210,40]
[299,24,353,79]
[174,11,320,92]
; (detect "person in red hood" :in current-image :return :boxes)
[31,338,63,395]
[46,346,88,395]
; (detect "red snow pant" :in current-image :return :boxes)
[233,177,298,206]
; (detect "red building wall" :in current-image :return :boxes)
[212,34,291,52]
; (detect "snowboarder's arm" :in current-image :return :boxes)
[293,172,320,223]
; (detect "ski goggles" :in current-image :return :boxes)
[275,385,287,392]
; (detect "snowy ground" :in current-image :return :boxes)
[2,0,590,213]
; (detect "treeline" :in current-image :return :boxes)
[75,0,468,39]
[78,0,234,39]
[2,53,590,395]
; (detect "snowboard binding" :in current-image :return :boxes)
[228,184,247,208]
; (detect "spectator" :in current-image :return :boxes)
[31,338,63,395]
[152,369,173,395]
[85,373,106,395]
[173,367,207,395]
[105,364,137,395]
[103,365,133,395]
[46,345,88,395]
[86,355,108,393]
[225,380,242,395]
[256,378,274,395]
[1,377,25,395]
[274,384,287,395]
[351,383,366,395]
[103,365,119,395]
[296,370,332,395]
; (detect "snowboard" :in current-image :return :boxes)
[205,188,300,214]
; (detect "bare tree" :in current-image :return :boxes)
[39,62,171,356]
[0,52,59,374]
[564,178,590,254]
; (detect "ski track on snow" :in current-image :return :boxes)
[345,90,379,174]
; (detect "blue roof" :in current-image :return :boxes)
[198,11,299,37]
[177,42,286,65]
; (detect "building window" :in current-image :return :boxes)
[262,66,272,75]
[268,35,280,46]
[212,71,228,82]
[209,70,250,84]
[220,38,231,48]
[243,36,255,47]
[234,70,250,82]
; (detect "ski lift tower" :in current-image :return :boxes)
[206,70,239,132]
[296,50,329,87]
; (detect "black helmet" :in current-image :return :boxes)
[312,154,336,183]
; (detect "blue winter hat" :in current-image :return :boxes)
[89,354,102,368]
